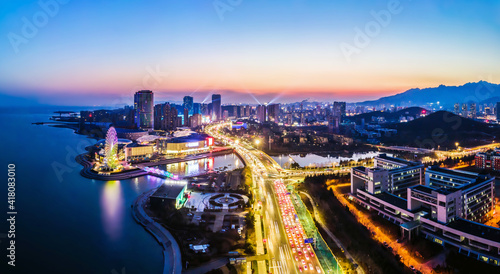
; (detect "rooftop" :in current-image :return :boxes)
[170,133,211,143]
[96,138,133,145]
[126,142,153,148]
[115,128,148,133]
[412,185,434,194]
[352,166,367,172]
[151,181,187,200]
[426,166,479,179]
[412,185,454,195]
[401,220,421,230]
[377,154,420,166]
[456,175,494,192]
[447,218,500,243]
[375,192,407,209]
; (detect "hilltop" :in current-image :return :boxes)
[347,107,426,124]
[382,111,500,149]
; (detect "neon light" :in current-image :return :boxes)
[206,137,214,146]
[104,127,119,169]
[186,142,200,148]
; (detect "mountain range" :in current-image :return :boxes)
[357,81,500,108]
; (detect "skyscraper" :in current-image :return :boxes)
[256,105,266,122]
[469,103,477,119]
[134,90,154,129]
[154,102,178,131]
[267,103,280,123]
[461,103,468,117]
[189,113,203,128]
[212,94,221,121]
[328,101,346,133]
[286,113,293,125]
[193,103,201,115]
[200,103,208,116]
[208,103,213,118]
[496,102,500,121]
[333,101,346,120]
[184,108,189,126]
[183,96,194,115]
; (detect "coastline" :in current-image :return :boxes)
[132,188,183,274]
[76,148,235,181]
[75,147,240,273]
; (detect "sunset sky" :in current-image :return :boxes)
[1,0,499,106]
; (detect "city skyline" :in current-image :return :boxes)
[1,1,500,106]
[4,2,500,273]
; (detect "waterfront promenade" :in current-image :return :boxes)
[132,188,183,274]
[77,148,234,181]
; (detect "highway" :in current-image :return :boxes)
[206,123,324,274]
[375,143,500,159]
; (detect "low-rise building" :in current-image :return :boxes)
[115,128,148,141]
[149,181,188,209]
[350,161,499,267]
[351,154,424,198]
[156,133,214,155]
[124,143,154,162]
[424,166,495,223]
[475,149,500,170]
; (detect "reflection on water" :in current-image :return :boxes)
[272,152,380,168]
[5,111,164,273]
[157,154,244,177]
[100,180,124,241]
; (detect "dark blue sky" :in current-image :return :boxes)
[1,0,499,106]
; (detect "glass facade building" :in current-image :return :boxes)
[134,90,154,129]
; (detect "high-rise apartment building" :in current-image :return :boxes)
[256,105,266,122]
[189,113,203,128]
[333,101,346,118]
[469,103,477,119]
[461,103,468,117]
[183,96,193,115]
[134,90,154,129]
[184,108,189,126]
[496,102,500,121]
[267,103,280,123]
[212,94,221,121]
[153,102,178,131]
[193,103,201,115]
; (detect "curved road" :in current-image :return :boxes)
[207,123,325,274]
[132,189,183,274]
